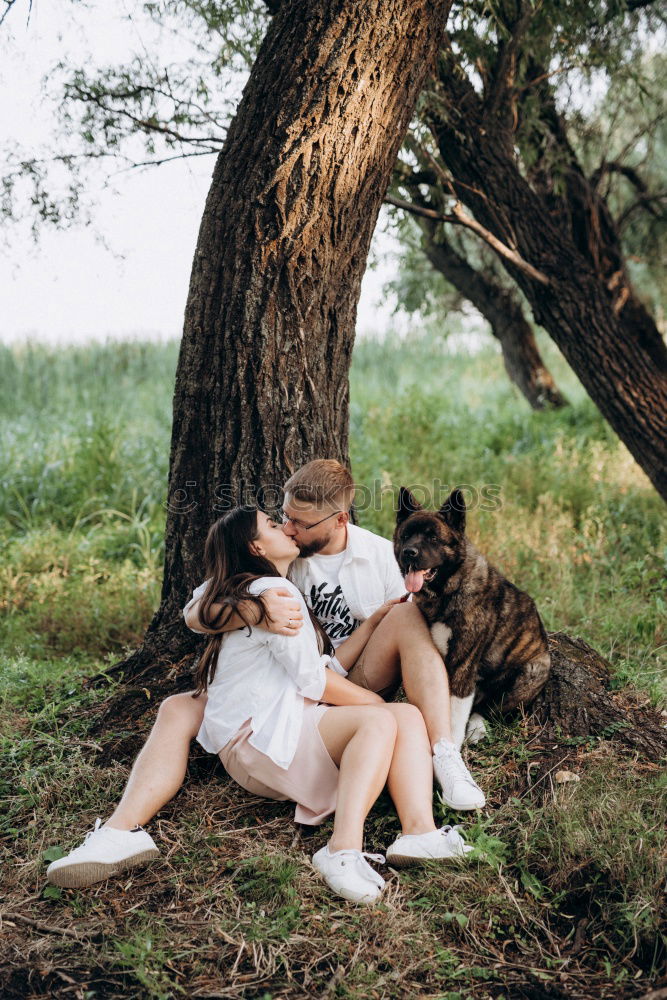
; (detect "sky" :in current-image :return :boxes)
[0,0,407,346]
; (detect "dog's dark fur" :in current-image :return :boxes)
[393,487,551,735]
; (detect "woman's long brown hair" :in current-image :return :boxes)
[192,505,333,695]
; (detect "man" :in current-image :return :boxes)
[47,460,484,888]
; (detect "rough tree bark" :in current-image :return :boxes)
[427,43,667,500]
[524,59,667,374]
[536,634,667,760]
[415,216,567,410]
[95,0,451,699]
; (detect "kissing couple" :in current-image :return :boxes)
[47,460,485,904]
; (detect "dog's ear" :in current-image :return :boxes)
[439,488,466,533]
[397,487,423,525]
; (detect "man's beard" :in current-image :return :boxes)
[296,534,334,558]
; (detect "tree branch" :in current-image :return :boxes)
[617,191,667,229]
[403,134,549,283]
[385,194,550,286]
[69,83,224,150]
[0,0,31,28]
[109,148,219,174]
[592,113,667,183]
[485,1,534,119]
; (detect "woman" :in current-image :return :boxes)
[192,505,472,904]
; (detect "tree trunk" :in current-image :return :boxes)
[419,226,567,410]
[427,44,667,500]
[493,308,567,411]
[523,59,667,375]
[536,634,667,760]
[96,0,450,694]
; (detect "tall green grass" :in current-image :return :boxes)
[0,331,664,698]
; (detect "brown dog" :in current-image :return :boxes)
[393,487,551,747]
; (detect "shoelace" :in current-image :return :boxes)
[335,850,386,888]
[435,744,480,788]
[440,824,466,843]
[83,818,104,844]
[337,850,386,866]
[359,851,386,866]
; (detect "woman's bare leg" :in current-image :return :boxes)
[317,706,397,852]
[382,703,437,835]
[105,692,207,830]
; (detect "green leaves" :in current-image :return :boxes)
[42,885,63,900]
[42,844,66,862]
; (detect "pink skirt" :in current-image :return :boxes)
[218,699,338,825]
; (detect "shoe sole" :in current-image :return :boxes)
[47,848,160,888]
[334,888,383,904]
[437,793,485,811]
[385,853,468,868]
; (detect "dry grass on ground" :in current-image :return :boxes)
[1,680,665,1000]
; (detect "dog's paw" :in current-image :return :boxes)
[465,713,487,745]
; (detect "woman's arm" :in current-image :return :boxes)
[333,597,404,671]
[321,668,384,706]
[268,628,386,706]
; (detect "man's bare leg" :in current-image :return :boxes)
[347,602,452,746]
[106,692,207,830]
[346,603,485,810]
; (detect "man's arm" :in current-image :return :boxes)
[184,587,305,636]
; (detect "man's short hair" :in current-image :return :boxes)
[283,459,355,512]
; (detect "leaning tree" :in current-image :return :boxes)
[426,42,667,499]
[386,0,667,498]
[385,2,666,420]
[93,0,452,712]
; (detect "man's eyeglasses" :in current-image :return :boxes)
[278,509,341,531]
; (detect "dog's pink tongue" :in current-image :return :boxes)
[404,570,425,593]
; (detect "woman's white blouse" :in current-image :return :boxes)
[183,576,333,770]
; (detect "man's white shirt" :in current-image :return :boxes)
[288,522,406,625]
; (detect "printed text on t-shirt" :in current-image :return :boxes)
[308,582,361,643]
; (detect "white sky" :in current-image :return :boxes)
[0,0,404,345]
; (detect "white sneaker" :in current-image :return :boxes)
[433,739,486,810]
[46,819,160,888]
[311,845,386,904]
[386,825,474,867]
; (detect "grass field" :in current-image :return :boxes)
[1,331,665,999]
